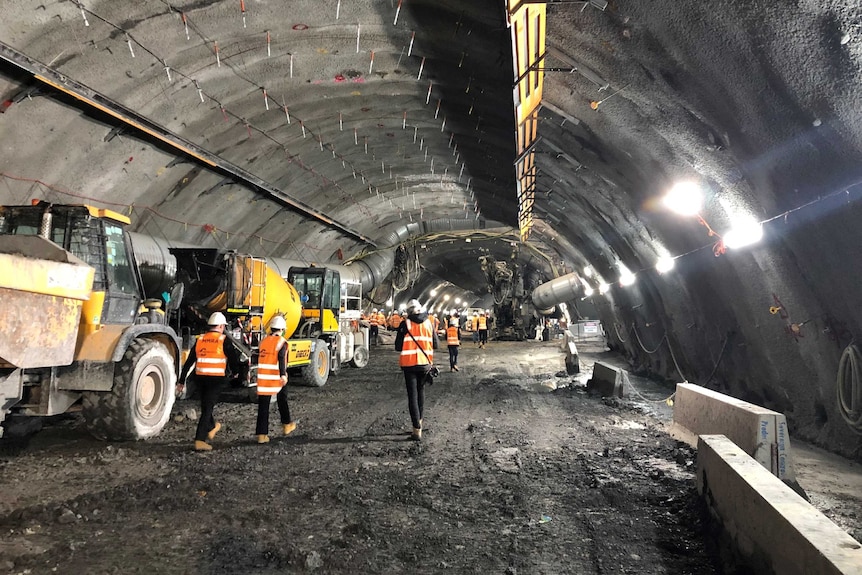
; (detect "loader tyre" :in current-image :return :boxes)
[350,346,369,368]
[83,338,176,440]
[300,339,330,387]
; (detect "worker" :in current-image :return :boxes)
[369,308,380,346]
[478,311,488,348]
[177,312,248,452]
[255,315,298,444]
[471,312,480,346]
[394,299,438,441]
[388,310,403,331]
[446,317,461,372]
[376,309,387,338]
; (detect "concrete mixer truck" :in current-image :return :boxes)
[0,200,368,441]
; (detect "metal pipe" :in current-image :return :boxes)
[531,271,581,313]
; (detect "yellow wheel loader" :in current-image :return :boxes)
[0,202,181,440]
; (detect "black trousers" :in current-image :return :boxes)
[479,329,488,344]
[403,368,426,429]
[195,375,226,441]
[370,325,379,344]
[448,345,459,368]
[256,386,292,435]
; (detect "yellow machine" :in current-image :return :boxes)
[170,249,350,388]
[0,201,365,440]
[0,202,181,440]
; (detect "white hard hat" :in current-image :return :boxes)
[269,315,286,330]
[372,308,378,313]
[207,311,227,326]
[407,299,424,314]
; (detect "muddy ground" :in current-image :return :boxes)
[1,339,861,574]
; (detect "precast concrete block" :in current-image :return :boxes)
[587,362,625,398]
[697,435,862,575]
[671,383,794,481]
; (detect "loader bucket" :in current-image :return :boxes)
[0,236,94,368]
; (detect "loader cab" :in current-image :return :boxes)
[0,202,141,327]
[288,267,341,335]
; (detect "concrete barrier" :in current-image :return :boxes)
[671,383,794,482]
[697,435,862,575]
[587,361,626,398]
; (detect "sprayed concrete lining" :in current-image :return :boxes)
[671,383,794,482]
[697,435,862,575]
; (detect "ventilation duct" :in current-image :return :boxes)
[531,272,581,314]
[130,216,505,297]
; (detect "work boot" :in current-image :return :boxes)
[410,428,422,441]
[453,365,459,372]
[283,422,297,436]
[194,440,212,452]
[207,421,222,441]
[257,434,270,444]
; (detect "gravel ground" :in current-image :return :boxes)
[0,339,857,574]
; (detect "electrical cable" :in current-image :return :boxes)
[837,343,862,434]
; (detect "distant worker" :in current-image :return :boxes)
[478,311,489,348]
[388,310,403,331]
[369,308,380,346]
[254,315,298,444]
[395,299,438,441]
[177,312,248,452]
[376,309,387,339]
[446,317,461,372]
[471,312,480,346]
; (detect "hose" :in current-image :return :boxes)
[837,343,862,434]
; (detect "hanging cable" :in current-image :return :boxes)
[837,343,862,434]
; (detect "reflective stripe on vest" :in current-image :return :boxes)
[478,316,487,330]
[400,319,434,367]
[257,334,286,395]
[447,326,460,346]
[195,332,227,376]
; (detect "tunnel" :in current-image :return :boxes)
[1,1,862,573]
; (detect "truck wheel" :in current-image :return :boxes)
[300,339,330,387]
[83,339,176,440]
[350,346,369,368]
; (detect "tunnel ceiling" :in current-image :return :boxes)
[4,2,862,453]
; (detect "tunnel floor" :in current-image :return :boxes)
[1,340,859,574]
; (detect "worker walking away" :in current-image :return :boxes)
[369,308,380,346]
[177,312,249,452]
[395,299,438,441]
[255,315,297,444]
[471,312,480,346]
[478,311,489,348]
[446,317,461,372]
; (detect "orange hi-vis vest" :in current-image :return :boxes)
[400,319,434,367]
[257,334,286,395]
[478,316,487,330]
[370,314,380,327]
[376,312,386,326]
[195,331,227,377]
[446,326,460,346]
